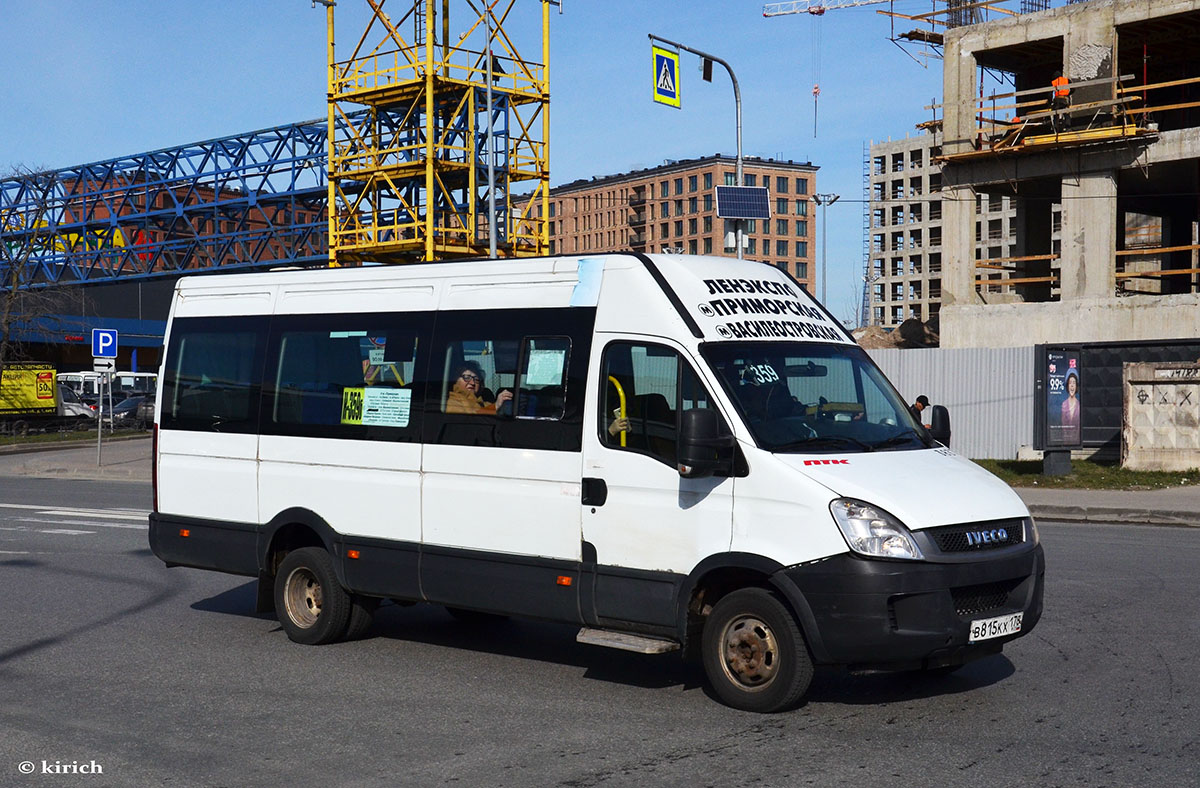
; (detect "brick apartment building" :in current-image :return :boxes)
[548,155,819,291]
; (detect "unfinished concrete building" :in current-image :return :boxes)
[866,130,1062,328]
[938,0,1200,348]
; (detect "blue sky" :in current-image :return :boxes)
[0,0,945,324]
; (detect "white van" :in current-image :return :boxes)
[149,253,1043,712]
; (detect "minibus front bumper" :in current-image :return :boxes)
[772,544,1044,670]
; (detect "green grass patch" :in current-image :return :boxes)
[973,458,1200,490]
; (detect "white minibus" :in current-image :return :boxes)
[149,253,1043,712]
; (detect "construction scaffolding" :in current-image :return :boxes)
[0,120,330,288]
[325,0,551,266]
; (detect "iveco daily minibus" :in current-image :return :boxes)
[149,253,1044,712]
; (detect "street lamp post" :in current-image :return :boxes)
[648,34,744,259]
[813,193,839,306]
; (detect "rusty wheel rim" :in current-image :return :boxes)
[283,566,323,629]
[719,614,779,692]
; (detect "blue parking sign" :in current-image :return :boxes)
[92,329,118,358]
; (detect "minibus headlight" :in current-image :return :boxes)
[1025,516,1039,545]
[829,498,923,561]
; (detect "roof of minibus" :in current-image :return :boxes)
[170,253,852,346]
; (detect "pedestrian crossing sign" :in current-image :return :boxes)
[652,46,680,108]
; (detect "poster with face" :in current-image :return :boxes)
[1046,350,1081,447]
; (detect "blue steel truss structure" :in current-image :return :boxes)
[1,118,331,290]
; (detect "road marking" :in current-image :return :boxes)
[0,502,149,529]
[13,517,146,531]
[38,529,96,535]
[38,510,147,522]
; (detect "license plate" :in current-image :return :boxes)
[969,612,1023,642]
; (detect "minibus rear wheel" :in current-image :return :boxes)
[275,547,351,645]
[702,588,813,713]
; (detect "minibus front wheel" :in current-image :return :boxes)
[275,547,352,645]
[702,588,813,713]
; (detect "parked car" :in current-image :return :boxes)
[57,385,97,422]
[105,396,150,429]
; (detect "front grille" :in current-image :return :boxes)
[952,578,1022,618]
[928,518,1025,553]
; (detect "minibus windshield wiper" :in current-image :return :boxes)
[870,429,929,450]
[771,435,874,453]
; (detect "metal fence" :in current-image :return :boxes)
[867,346,1035,460]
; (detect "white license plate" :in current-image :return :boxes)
[969,612,1023,643]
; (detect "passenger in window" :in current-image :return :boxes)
[445,361,513,415]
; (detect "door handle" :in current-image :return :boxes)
[581,477,608,507]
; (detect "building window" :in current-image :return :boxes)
[776,219,787,235]
[746,219,757,233]
[796,220,807,236]
[776,240,788,256]
[776,198,788,215]
[703,194,713,211]
[724,172,736,186]
[660,201,668,218]
[674,199,683,216]
[744,174,757,187]
[796,262,808,279]
[689,197,697,214]
[797,200,808,216]
[689,218,698,235]
[797,241,808,257]
[704,173,713,189]
[703,216,712,232]
[674,178,684,195]
[796,178,808,195]
[703,237,712,254]
[660,222,669,238]
[689,239,698,254]
[776,176,788,193]
[674,220,683,237]
[688,175,697,192]
[747,238,757,255]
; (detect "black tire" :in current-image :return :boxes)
[274,547,351,645]
[12,420,29,437]
[343,595,380,641]
[702,588,813,713]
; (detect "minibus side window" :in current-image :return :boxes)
[263,313,428,442]
[516,336,571,420]
[426,307,593,452]
[161,317,267,433]
[600,342,726,468]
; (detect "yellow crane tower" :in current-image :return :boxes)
[320,0,552,266]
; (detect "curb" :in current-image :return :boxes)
[1026,504,1200,528]
[0,433,150,457]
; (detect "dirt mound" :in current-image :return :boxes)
[852,319,939,349]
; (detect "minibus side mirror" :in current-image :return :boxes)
[678,408,735,478]
[928,404,951,447]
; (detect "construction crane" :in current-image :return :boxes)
[762,0,892,16]
[763,1,894,136]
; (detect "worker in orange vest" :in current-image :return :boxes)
[1050,71,1070,131]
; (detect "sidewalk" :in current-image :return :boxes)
[0,434,151,483]
[0,437,1196,526]
[1014,485,1200,528]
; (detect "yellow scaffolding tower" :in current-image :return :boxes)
[324,0,550,265]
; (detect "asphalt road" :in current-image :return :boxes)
[1,479,1197,787]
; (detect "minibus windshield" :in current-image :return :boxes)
[701,342,932,453]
